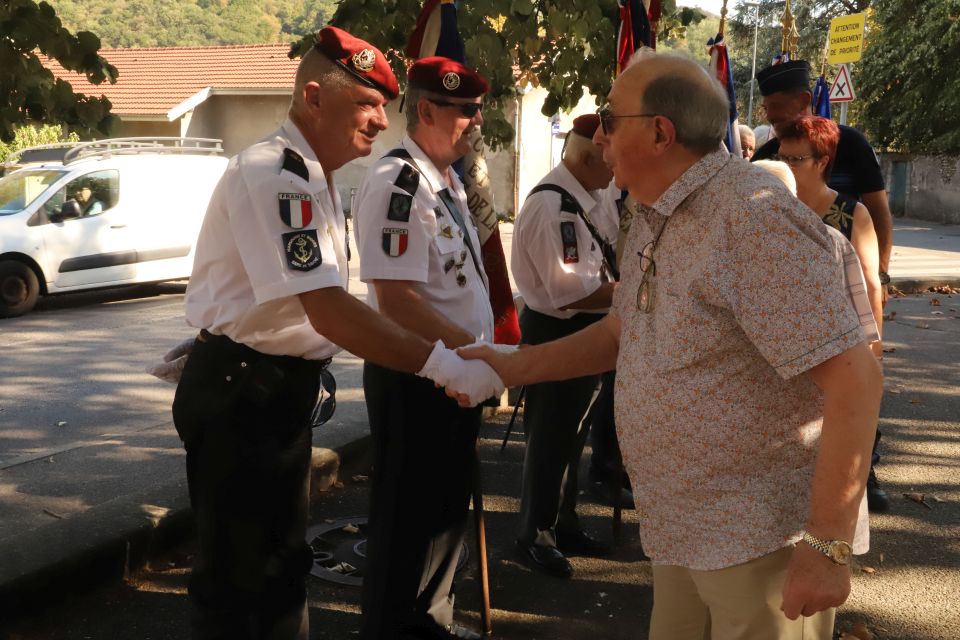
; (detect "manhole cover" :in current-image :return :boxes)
[306,516,468,587]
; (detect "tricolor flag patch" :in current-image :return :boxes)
[278,193,313,228]
[382,227,409,257]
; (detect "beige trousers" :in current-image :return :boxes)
[649,546,836,640]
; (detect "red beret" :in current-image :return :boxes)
[315,26,399,100]
[571,114,600,139]
[407,56,489,98]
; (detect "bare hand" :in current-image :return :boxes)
[457,344,520,387]
[780,543,851,620]
[881,283,889,307]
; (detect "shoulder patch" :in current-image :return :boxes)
[282,148,309,182]
[560,221,579,263]
[559,193,580,214]
[387,192,413,222]
[282,229,322,271]
[278,193,312,228]
[394,163,420,196]
[382,227,409,257]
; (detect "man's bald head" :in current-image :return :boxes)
[618,53,729,154]
[290,48,351,114]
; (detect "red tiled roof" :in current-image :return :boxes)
[45,44,299,117]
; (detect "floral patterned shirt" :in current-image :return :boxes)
[612,147,866,570]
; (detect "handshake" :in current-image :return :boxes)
[417,340,514,407]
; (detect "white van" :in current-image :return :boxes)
[0,138,228,317]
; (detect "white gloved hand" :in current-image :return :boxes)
[417,341,505,407]
[145,337,195,384]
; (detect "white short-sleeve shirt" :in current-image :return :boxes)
[352,135,494,341]
[184,119,348,360]
[512,163,618,319]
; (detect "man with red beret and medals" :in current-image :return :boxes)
[510,114,620,578]
[352,57,500,640]
[171,30,502,639]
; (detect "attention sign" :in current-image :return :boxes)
[828,13,866,64]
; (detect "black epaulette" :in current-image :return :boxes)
[382,148,420,196]
[281,148,309,181]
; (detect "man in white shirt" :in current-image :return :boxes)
[171,31,500,640]
[510,114,619,578]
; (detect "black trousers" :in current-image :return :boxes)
[360,362,481,640]
[172,331,323,640]
[587,371,628,485]
[517,309,602,545]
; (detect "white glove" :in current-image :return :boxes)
[145,337,195,384]
[417,341,505,407]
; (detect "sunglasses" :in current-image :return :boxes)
[309,367,337,428]
[598,105,659,135]
[429,99,482,118]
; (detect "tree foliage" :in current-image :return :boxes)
[859,0,960,154]
[0,124,79,163]
[0,0,118,142]
[290,0,704,150]
[49,0,339,48]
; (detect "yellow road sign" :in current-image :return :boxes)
[828,13,866,64]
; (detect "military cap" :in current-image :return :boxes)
[315,26,399,100]
[570,113,601,139]
[756,60,811,97]
[407,56,489,98]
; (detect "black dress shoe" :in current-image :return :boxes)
[516,540,573,578]
[867,467,890,512]
[556,527,613,557]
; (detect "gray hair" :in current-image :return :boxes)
[404,85,448,131]
[636,53,730,154]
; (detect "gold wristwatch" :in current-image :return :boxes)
[801,532,852,565]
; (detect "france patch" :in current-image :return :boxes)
[279,193,312,228]
[282,229,322,271]
[382,227,409,257]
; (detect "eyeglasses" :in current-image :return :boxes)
[774,153,817,166]
[598,105,659,135]
[636,241,657,313]
[428,99,482,118]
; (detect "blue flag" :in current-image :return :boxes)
[812,75,832,118]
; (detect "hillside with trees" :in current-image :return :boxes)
[50,0,339,47]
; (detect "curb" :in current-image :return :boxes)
[0,437,373,622]
[891,277,960,294]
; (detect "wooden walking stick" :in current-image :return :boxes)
[472,442,493,636]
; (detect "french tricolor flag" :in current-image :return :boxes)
[382,227,408,257]
[279,193,313,228]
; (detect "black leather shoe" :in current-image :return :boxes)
[556,527,613,557]
[867,467,890,512]
[516,540,573,578]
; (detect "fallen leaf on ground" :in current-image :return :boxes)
[883,311,897,321]
[917,322,930,329]
[333,481,344,489]
[903,492,934,509]
[929,495,945,503]
[351,474,369,482]
[932,311,944,315]
[331,562,357,574]
[342,524,360,534]
[930,298,942,306]
[861,565,876,574]
[882,346,896,353]
[839,621,875,640]
[42,508,65,519]
[909,398,922,404]
[56,421,68,427]
[929,285,959,294]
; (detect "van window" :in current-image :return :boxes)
[0,170,65,215]
[54,170,120,218]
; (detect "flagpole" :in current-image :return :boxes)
[745,1,760,126]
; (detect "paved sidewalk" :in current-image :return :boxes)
[1,216,958,626]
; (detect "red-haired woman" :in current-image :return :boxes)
[777,115,883,357]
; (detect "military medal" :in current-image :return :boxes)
[444,257,455,273]
[456,272,467,287]
[440,225,454,238]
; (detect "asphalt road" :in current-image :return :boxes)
[2,289,958,639]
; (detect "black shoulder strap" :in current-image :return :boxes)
[527,183,620,281]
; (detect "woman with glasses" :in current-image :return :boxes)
[777,116,883,358]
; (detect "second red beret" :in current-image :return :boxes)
[407,56,489,98]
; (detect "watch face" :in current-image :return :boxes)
[830,541,853,565]
[879,272,891,285]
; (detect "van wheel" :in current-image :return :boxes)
[0,261,40,318]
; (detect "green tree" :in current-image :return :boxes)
[0,0,117,142]
[858,0,960,153]
[0,124,80,164]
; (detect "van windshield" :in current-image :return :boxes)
[0,170,65,215]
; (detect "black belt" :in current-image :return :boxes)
[198,329,331,370]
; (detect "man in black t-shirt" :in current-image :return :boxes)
[752,61,893,299]
[752,60,892,513]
